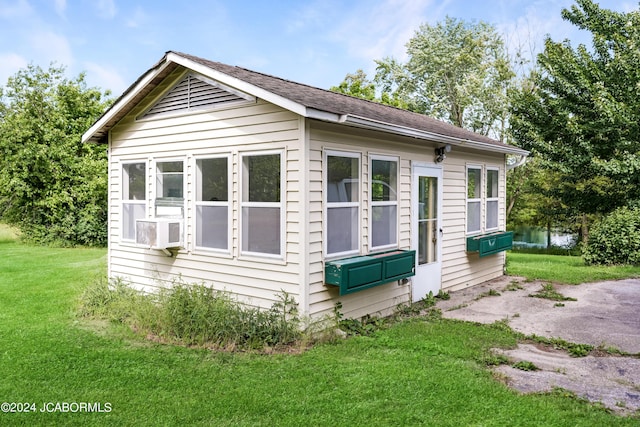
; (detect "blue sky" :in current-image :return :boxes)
[0,0,635,97]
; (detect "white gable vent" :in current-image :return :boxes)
[142,74,255,118]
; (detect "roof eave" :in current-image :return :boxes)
[339,114,530,156]
[82,52,312,144]
[81,57,174,144]
[82,51,529,159]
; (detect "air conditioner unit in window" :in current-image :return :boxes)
[135,218,183,249]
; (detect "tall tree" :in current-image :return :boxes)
[374,17,514,140]
[0,64,111,245]
[330,69,408,109]
[510,0,640,219]
[330,69,377,101]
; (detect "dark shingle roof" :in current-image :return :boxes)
[83,51,527,156]
[177,52,501,146]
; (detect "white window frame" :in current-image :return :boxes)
[121,160,147,242]
[324,150,361,258]
[153,157,186,219]
[369,154,399,251]
[194,154,232,254]
[466,164,483,235]
[239,150,285,259]
[485,167,500,231]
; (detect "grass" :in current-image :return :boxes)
[1,234,639,425]
[0,223,19,243]
[506,252,640,284]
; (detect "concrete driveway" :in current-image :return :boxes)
[436,276,640,415]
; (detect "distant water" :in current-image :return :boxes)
[511,226,576,249]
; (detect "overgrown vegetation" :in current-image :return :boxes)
[334,291,451,337]
[529,283,577,302]
[526,335,594,358]
[0,65,111,246]
[583,206,640,266]
[513,360,539,371]
[80,278,303,351]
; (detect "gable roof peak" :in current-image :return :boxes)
[82,51,528,157]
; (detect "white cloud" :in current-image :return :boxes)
[83,62,127,94]
[29,30,74,66]
[54,0,66,17]
[126,6,148,28]
[495,0,623,67]
[0,52,28,84]
[0,0,32,18]
[0,0,33,19]
[331,0,440,63]
[285,1,329,33]
[96,0,116,19]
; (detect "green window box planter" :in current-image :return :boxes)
[325,249,416,295]
[467,231,513,257]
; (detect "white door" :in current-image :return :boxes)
[412,163,442,302]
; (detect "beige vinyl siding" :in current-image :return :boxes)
[439,151,506,292]
[307,122,507,318]
[108,68,303,310]
[307,123,417,319]
[107,65,509,319]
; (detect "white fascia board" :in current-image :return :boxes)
[81,59,173,144]
[343,115,529,156]
[167,52,308,117]
[306,108,345,123]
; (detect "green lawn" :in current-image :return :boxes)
[0,239,638,425]
[506,252,640,284]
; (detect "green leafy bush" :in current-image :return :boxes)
[0,65,110,246]
[583,206,640,265]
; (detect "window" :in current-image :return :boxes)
[122,162,146,240]
[241,153,282,256]
[155,160,184,217]
[486,169,499,230]
[467,166,482,234]
[371,157,398,249]
[196,156,230,251]
[326,152,360,256]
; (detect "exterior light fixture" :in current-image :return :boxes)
[435,144,451,163]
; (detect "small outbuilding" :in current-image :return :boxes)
[82,51,528,320]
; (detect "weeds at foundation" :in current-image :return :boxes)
[436,289,450,300]
[80,277,303,351]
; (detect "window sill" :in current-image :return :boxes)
[238,252,287,266]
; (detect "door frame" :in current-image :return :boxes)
[411,162,443,302]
